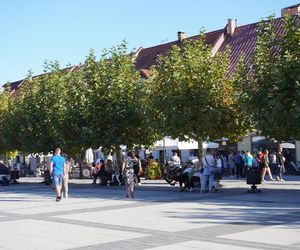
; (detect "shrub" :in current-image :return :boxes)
[144,160,161,180]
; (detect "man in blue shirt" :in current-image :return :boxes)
[49,147,65,202]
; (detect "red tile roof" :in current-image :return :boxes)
[135,15,300,77]
[135,29,225,72]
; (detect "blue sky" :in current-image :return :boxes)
[0,0,298,84]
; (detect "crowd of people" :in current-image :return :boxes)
[42,146,288,201]
[166,147,287,194]
[91,152,142,188]
[227,148,286,182]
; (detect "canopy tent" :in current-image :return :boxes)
[153,137,219,150]
[202,141,219,149]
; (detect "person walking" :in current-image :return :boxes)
[233,151,244,179]
[228,150,236,176]
[122,152,138,198]
[201,148,216,193]
[276,147,285,181]
[133,153,142,186]
[261,150,274,182]
[49,147,66,202]
[270,150,277,175]
[62,155,70,198]
[244,151,253,178]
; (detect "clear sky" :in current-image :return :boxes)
[0,0,298,84]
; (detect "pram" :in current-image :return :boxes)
[0,163,11,186]
[246,167,262,193]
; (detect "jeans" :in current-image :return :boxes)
[201,174,214,193]
[52,174,63,186]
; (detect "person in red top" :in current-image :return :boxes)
[257,151,263,168]
[92,160,105,184]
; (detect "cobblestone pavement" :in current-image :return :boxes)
[0,176,300,250]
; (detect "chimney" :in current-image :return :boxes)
[281,4,300,17]
[227,19,237,36]
[177,31,186,42]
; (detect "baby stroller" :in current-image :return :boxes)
[0,162,10,186]
[247,167,262,193]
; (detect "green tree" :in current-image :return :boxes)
[0,88,10,152]
[83,42,159,153]
[245,15,300,141]
[144,33,248,159]
[7,61,80,154]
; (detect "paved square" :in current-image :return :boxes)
[0,219,147,250]
[147,240,256,250]
[219,222,300,246]
[0,176,300,250]
[56,202,214,232]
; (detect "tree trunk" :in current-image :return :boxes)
[197,137,203,167]
[77,151,84,179]
[115,148,123,174]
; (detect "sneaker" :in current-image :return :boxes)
[262,179,266,182]
[56,196,62,202]
[280,178,285,181]
[276,177,280,181]
[270,178,275,181]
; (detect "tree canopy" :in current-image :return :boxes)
[143,33,249,157]
[242,15,300,141]
[0,42,158,156]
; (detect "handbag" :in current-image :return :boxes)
[204,156,218,174]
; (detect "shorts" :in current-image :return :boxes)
[52,174,63,186]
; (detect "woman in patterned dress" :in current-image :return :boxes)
[122,152,138,198]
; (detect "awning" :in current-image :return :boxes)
[280,142,295,149]
[154,138,178,150]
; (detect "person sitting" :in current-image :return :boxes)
[172,152,181,167]
[181,161,196,192]
[92,159,105,184]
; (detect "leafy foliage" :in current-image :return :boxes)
[144,33,249,158]
[243,15,300,140]
[144,159,161,180]
[83,43,159,152]
[0,42,158,156]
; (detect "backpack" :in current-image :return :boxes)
[252,158,259,167]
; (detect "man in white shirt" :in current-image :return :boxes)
[172,152,181,167]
